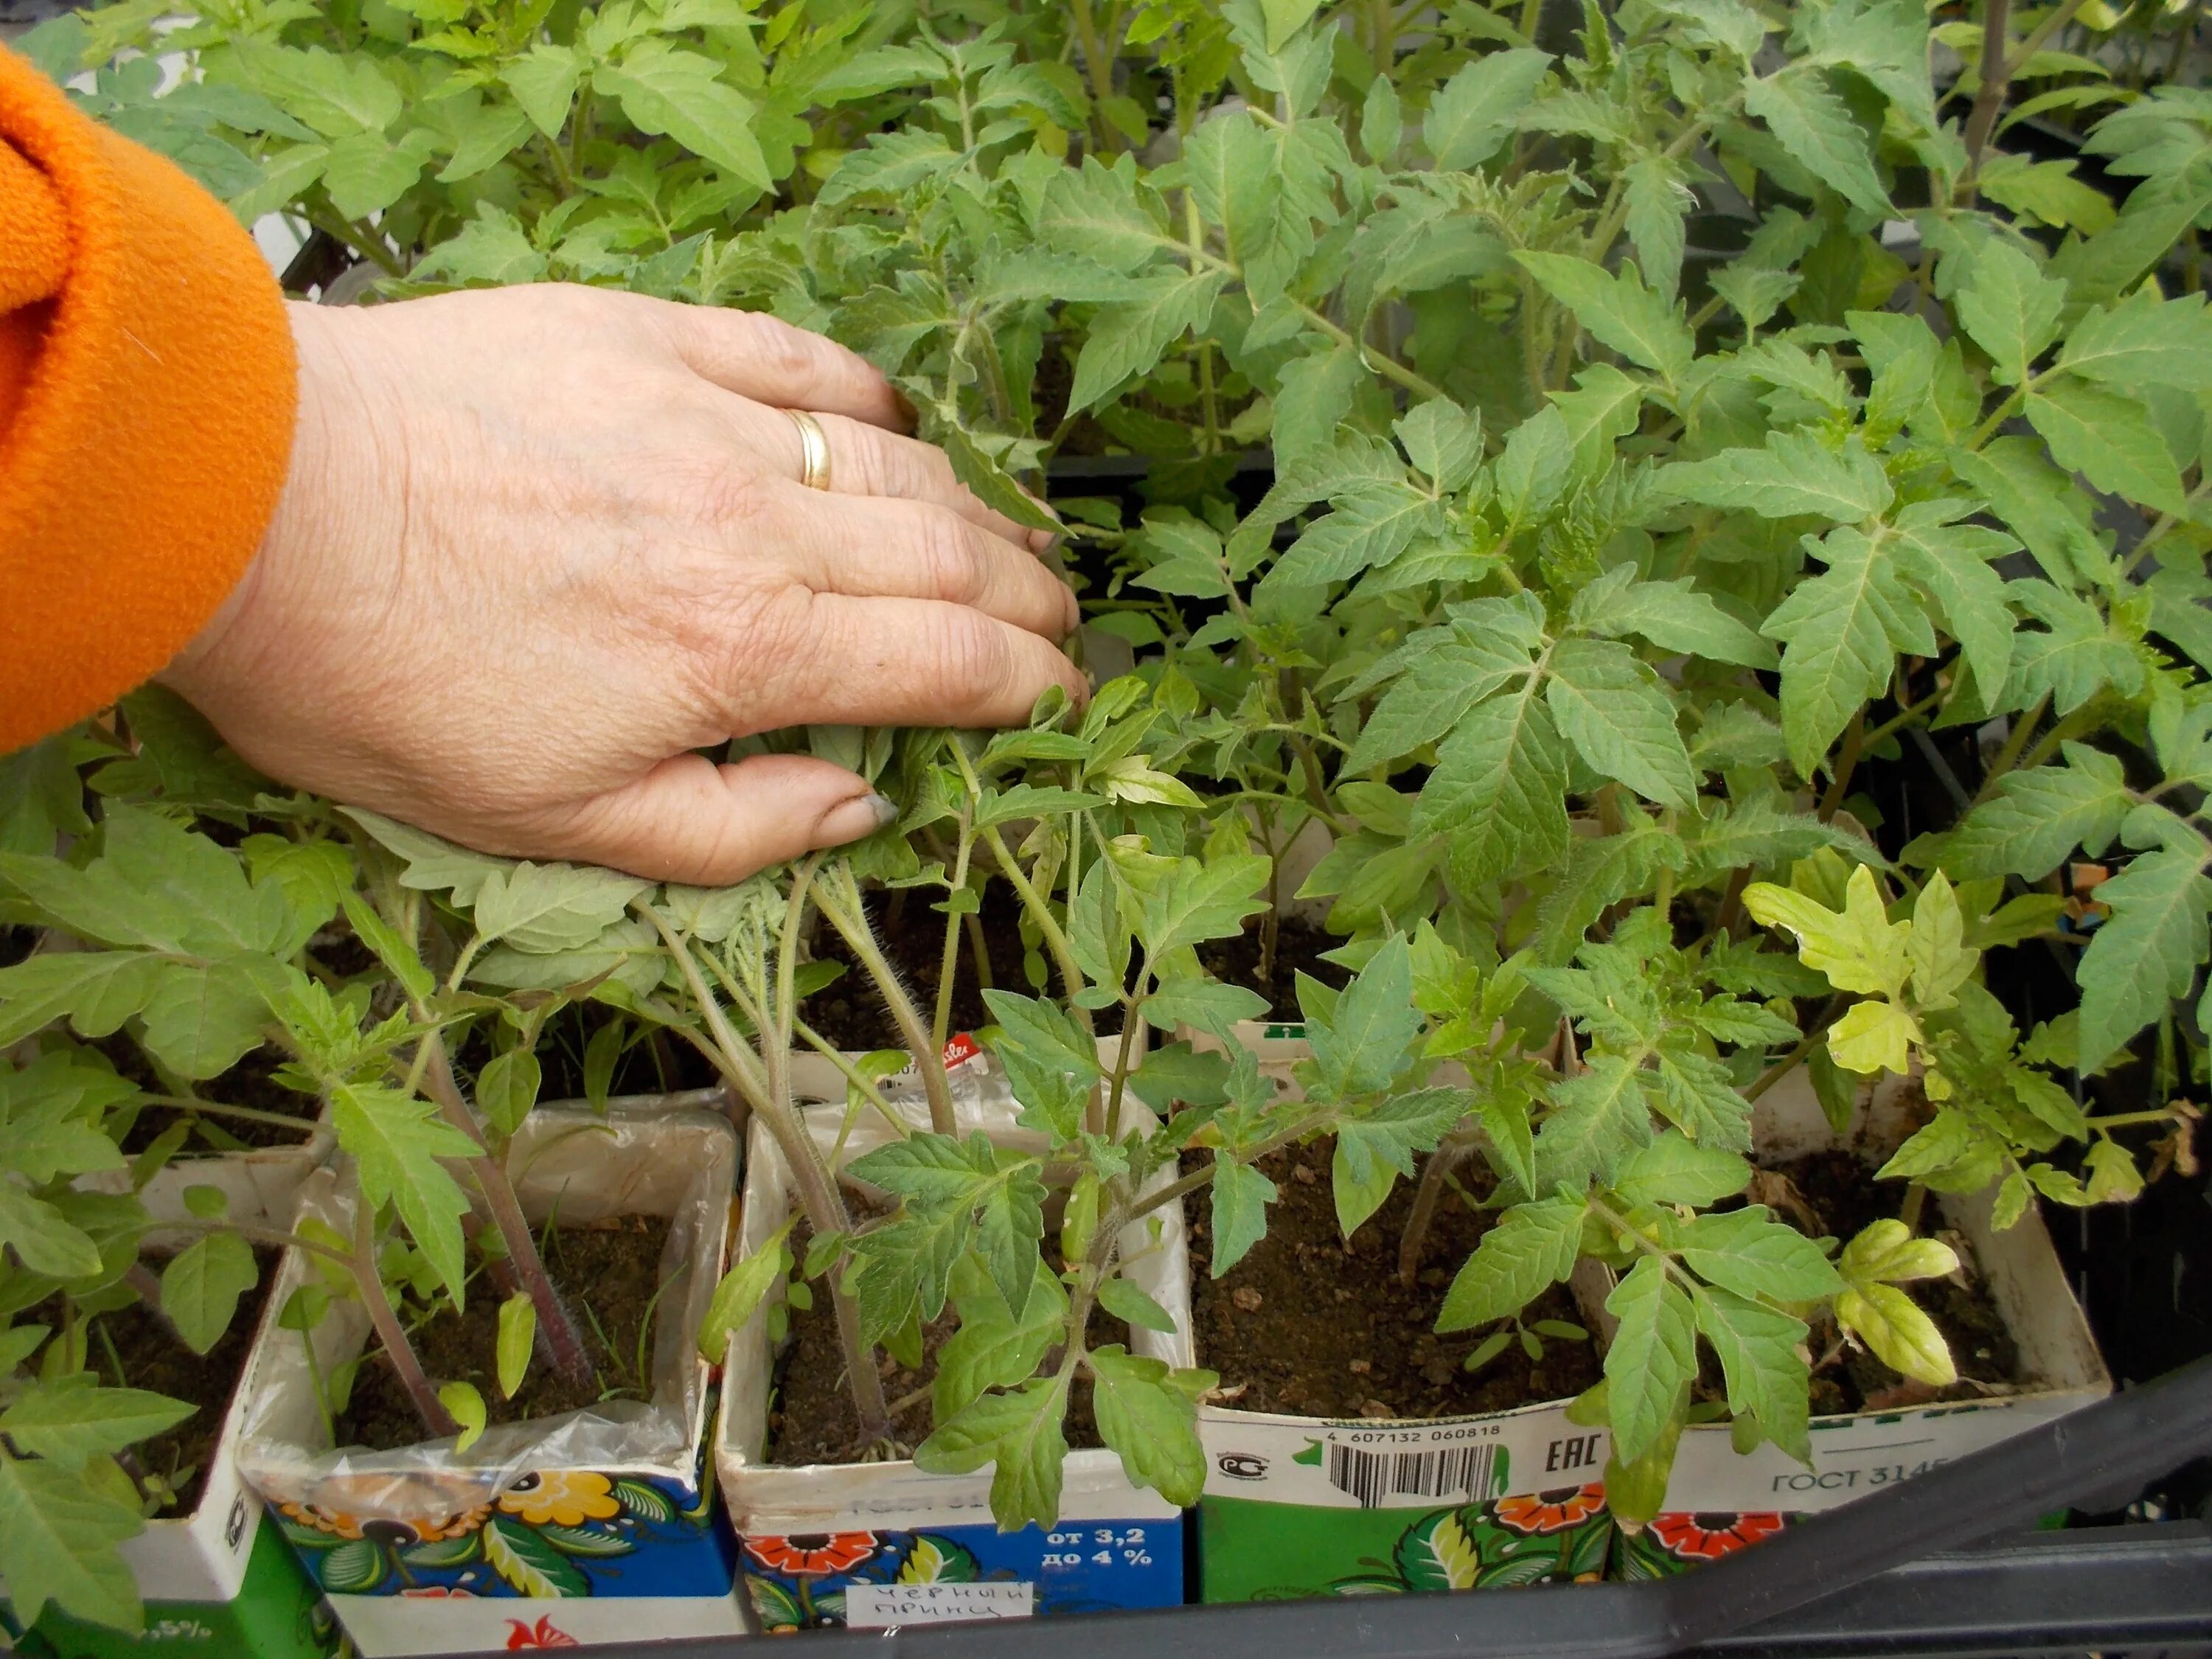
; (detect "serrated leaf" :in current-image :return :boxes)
[330,1084,479,1304]
[0,1455,145,1630]
[1744,68,1888,216]
[934,1259,1065,1422]
[914,1374,1070,1531]
[1068,269,1228,413]
[1692,1285,1811,1463]
[1544,638,1695,807]
[2057,288,2212,390]
[1425,48,1552,169]
[1208,1158,1276,1276]
[1571,568,1775,669]
[595,44,768,190]
[1955,240,2065,388]
[1333,1087,1470,1236]
[2076,846,2212,1071]
[1608,1132,1751,1208]
[1663,1206,1844,1301]
[1088,1346,1211,1506]
[1603,1256,1695,1464]
[1516,251,1693,383]
[1826,998,1919,1074]
[2025,380,2188,515]
[1744,865,1909,998]
[1436,1195,1585,1330]
[1940,743,2132,881]
[1343,627,1537,773]
[0,1186,102,1279]
[1761,523,1934,776]
[1413,680,1571,888]
[0,1377,194,1470]
[1532,1051,1655,1193]
[1660,430,1893,522]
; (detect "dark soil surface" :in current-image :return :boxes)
[1198,917,1347,1023]
[1758,1152,2020,1415]
[1189,1139,1601,1418]
[93,1248,279,1514]
[768,1215,1123,1466]
[340,1216,672,1452]
[801,882,1121,1050]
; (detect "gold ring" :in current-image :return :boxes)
[786,408,832,491]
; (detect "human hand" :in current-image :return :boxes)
[160,284,1083,883]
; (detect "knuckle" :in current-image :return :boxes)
[709,585,817,731]
[912,509,987,605]
[745,312,825,392]
[929,608,1014,710]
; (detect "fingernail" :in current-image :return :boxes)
[818,792,899,845]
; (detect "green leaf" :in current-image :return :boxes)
[1532,1052,1655,1193]
[1950,438,2110,589]
[1515,251,1693,384]
[330,1084,479,1304]
[339,892,435,1007]
[1068,269,1228,413]
[1096,1276,1178,1334]
[440,1381,487,1454]
[2025,380,2188,515]
[1436,1195,1585,1330]
[341,808,509,905]
[1494,406,1573,525]
[1624,154,1693,299]
[1425,47,1552,169]
[1835,1282,1956,1385]
[1544,638,1695,808]
[933,1259,1066,1422]
[1691,1286,1811,1464]
[504,44,580,139]
[475,1050,542,1138]
[0,1377,193,1470]
[2057,287,2212,390]
[2076,846,2212,1071]
[1608,1132,1751,1208]
[470,863,652,953]
[1941,744,2132,882]
[0,952,164,1049]
[596,44,769,190]
[1571,568,1775,669]
[1888,502,2017,707]
[1744,68,1888,216]
[1088,1346,1213,1506]
[1603,1256,1696,1464]
[1343,622,1538,773]
[1660,430,1893,522]
[0,1454,145,1630]
[1208,1158,1276,1276]
[1138,852,1270,956]
[497,1291,536,1399]
[1660,1207,1845,1301]
[0,1186,102,1279]
[1413,679,1571,888]
[1307,935,1421,1100]
[1332,1087,1470,1236]
[159,1231,258,1355]
[1551,364,1647,479]
[1954,240,2065,387]
[1760,524,1935,777]
[914,1374,1071,1531]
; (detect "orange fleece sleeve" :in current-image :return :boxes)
[0,44,297,754]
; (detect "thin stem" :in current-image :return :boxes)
[355,1201,460,1439]
[1744,997,1847,1104]
[1397,1138,1465,1286]
[950,743,1087,1008]
[816,871,957,1138]
[790,1018,914,1141]
[1972,692,2051,805]
[1819,707,1868,821]
[1961,0,2014,188]
[419,1035,594,1389]
[935,823,976,1054]
[142,1095,321,1134]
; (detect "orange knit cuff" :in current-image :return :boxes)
[0,45,298,754]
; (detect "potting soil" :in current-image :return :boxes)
[1197,916,1348,1022]
[1188,1138,1601,1418]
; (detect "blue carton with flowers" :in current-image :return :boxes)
[234,1107,750,1655]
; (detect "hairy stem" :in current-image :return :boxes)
[420,1034,594,1389]
[817,868,957,1138]
[1961,0,2014,187]
[355,1202,459,1439]
[1397,1138,1467,1287]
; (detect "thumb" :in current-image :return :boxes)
[541,753,897,884]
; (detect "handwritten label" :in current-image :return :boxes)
[843,1582,1036,1628]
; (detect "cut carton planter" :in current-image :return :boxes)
[717,1064,1192,1631]
[232,1105,745,1656]
[1,1279,340,1659]
[79,1118,335,1251]
[1194,1278,1615,1602]
[1608,1070,2111,1579]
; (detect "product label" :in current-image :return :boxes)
[1200,1401,1604,1508]
[843,1582,1036,1627]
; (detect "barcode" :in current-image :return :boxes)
[1325,1441,1497,1508]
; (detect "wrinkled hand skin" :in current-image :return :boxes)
[163,284,1083,884]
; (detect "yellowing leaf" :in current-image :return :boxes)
[1836,1283,1958,1386]
[1826,1000,1917,1074]
[1742,866,1907,998]
[1837,1219,1959,1286]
